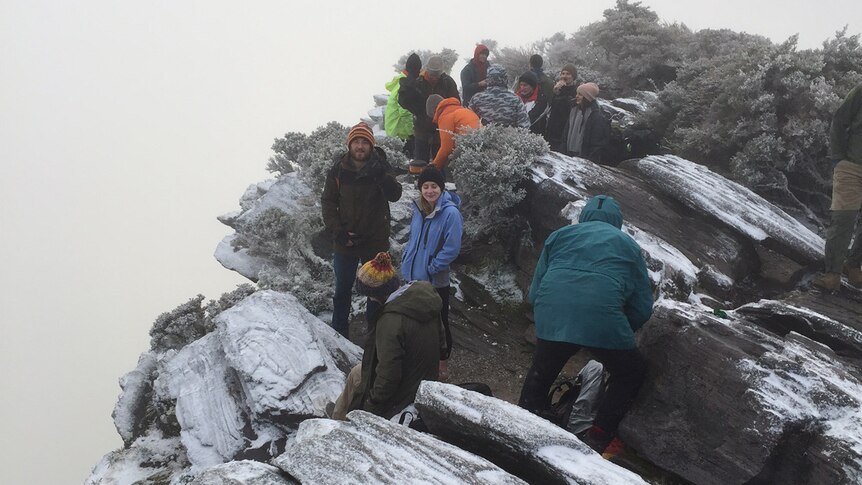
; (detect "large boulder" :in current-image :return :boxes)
[274,410,526,484]
[415,381,648,485]
[622,299,862,485]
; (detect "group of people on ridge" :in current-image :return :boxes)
[386,47,612,171]
[321,40,862,458]
[321,114,653,456]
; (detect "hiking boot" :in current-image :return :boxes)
[578,425,613,454]
[814,272,841,291]
[601,437,626,460]
[847,267,862,288]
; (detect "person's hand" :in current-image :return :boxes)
[335,230,351,246]
[478,79,488,88]
[553,80,565,93]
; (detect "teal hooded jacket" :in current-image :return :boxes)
[528,195,654,349]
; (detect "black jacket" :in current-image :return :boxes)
[399,73,460,137]
[546,83,578,149]
[563,101,611,163]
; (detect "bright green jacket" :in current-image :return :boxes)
[385,72,414,139]
[831,83,862,165]
[528,196,654,349]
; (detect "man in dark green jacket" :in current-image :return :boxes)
[518,195,653,455]
[321,123,403,337]
[816,83,862,290]
[339,253,441,419]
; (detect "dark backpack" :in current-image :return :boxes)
[541,376,583,428]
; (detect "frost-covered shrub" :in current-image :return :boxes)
[450,125,548,242]
[149,285,259,352]
[393,48,458,74]
[238,206,333,314]
[149,295,208,352]
[375,135,408,171]
[268,122,349,193]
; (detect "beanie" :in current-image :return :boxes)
[426,94,444,118]
[347,122,375,147]
[577,82,600,102]
[561,64,578,79]
[405,53,422,78]
[518,71,538,88]
[417,165,445,189]
[355,252,401,300]
[426,55,444,74]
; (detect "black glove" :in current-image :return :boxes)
[366,161,387,182]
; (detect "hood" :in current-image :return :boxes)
[486,65,508,88]
[405,53,422,79]
[416,190,462,214]
[578,195,623,229]
[473,44,489,62]
[381,281,442,323]
[385,72,406,91]
[432,97,462,123]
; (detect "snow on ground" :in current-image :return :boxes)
[468,262,523,304]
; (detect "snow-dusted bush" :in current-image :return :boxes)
[238,206,333,314]
[375,135,408,171]
[450,125,548,241]
[149,285,255,352]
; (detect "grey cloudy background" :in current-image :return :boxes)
[1,1,858,483]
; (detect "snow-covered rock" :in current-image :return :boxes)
[415,381,648,485]
[625,299,862,485]
[190,460,294,485]
[86,432,189,485]
[112,352,160,445]
[273,410,526,484]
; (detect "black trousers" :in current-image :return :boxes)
[518,338,647,434]
[436,286,453,360]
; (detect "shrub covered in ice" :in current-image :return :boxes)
[450,125,548,242]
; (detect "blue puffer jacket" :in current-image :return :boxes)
[528,195,654,349]
[401,191,463,288]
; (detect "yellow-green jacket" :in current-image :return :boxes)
[385,72,414,139]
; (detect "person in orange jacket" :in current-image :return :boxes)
[426,95,480,172]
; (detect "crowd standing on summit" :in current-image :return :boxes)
[322,46,860,461]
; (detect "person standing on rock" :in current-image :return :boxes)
[516,71,550,136]
[563,82,610,163]
[398,55,460,163]
[401,166,463,380]
[546,64,579,152]
[815,83,862,291]
[460,44,490,108]
[518,195,653,457]
[468,64,530,129]
[321,123,403,338]
[384,53,419,155]
[331,252,443,420]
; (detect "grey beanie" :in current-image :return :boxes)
[426,94,444,118]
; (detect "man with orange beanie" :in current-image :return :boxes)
[321,123,403,338]
[426,95,480,172]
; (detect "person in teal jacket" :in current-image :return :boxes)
[401,166,463,371]
[518,195,653,455]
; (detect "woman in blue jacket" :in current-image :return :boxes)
[518,195,654,455]
[401,166,463,374]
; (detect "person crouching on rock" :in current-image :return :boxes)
[400,166,463,381]
[518,195,654,456]
[331,252,444,420]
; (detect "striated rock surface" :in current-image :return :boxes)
[190,460,295,485]
[415,381,648,485]
[623,299,862,485]
[274,410,525,484]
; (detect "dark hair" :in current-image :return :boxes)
[529,54,543,69]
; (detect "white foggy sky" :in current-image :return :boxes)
[1,1,858,483]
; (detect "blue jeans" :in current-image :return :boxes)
[331,252,382,339]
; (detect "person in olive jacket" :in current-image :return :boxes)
[321,123,403,338]
[345,253,443,419]
[815,82,862,290]
[518,195,653,455]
